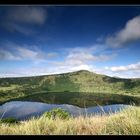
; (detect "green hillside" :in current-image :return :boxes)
[0,70,140,107]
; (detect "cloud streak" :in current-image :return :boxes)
[4,23,36,36]
[105,61,140,72]
[52,45,115,68]
[0,43,58,62]
[3,6,47,35]
[7,6,46,25]
[0,49,20,60]
[106,15,140,48]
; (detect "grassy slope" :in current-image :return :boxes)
[0,70,140,106]
[0,106,140,135]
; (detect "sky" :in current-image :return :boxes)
[0,6,140,78]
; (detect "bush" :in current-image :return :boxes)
[63,90,69,92]
[0,117,19,124]
[43,108,70,120]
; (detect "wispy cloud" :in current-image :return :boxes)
[7,6,46,25]
[101,61,140,78]
[106,15,140,48]
[0,42,58,62]
[3,6,47,35]
[4,23,36,36]
[0,49,20,60]
[105,61,140,72]
[65,50,114,66]
[66,45,115,63]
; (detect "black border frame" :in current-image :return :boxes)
[0,0,139,138]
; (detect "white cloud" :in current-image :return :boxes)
[0,45,114,77]
[0,42,57,62]
[7,6,46,25]
[64,46,115,65]
[106,15,140,48]
[41,46,116,76]
[103,62,140,78]
[105,62,140,72]
[65,52,114,66]
[15,47,39,60]
[1,43,139,78]
[46,45,116,77]
[46,53,58,58]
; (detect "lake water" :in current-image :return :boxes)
[0,101,129,121]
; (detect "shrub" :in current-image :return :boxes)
[0,117,19,124]
[43,108,70,120]
[63,90,69,92]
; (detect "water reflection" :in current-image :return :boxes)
[0,101,129,120]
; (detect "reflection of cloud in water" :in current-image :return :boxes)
[86,104,129,115]
[0,101,129,120]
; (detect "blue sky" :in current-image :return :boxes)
[0,6,140,78]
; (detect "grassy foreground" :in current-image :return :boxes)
[0,106,140,135]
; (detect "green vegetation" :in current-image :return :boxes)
[0,70,140,106]
[0,70,139,135]
[6,92,140,107]
[0,106,140,135]
[43,108,70,120]
[0,117,19,124]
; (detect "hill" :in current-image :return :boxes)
[0,70,140,107]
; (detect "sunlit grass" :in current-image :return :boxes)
[0,106,140,135]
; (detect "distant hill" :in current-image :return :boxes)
[0,70,140,106]
[0,70,139,93]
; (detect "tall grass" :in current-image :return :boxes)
[0,106,140,135]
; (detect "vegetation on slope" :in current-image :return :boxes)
[0,70,140,106]
[0,106,140,135]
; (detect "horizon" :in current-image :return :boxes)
[0,6,140,78]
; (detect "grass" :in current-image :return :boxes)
[0,106,140,135]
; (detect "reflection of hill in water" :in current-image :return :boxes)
[0,101,129,120]
[5,92,140,108]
